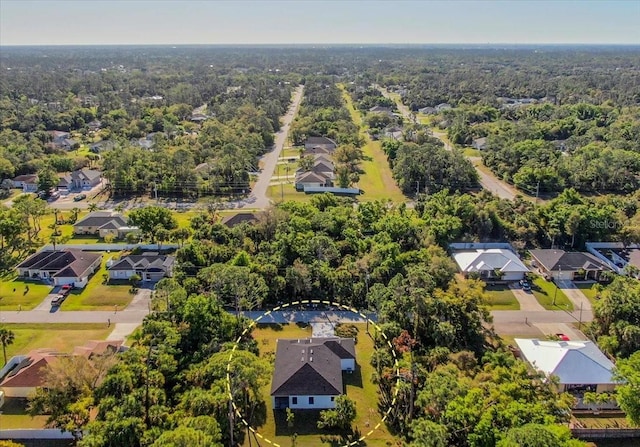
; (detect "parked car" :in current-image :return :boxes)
[51,294,66,307]
[60,284,73,296]
[73,193,87,201]
[556,333,570,341]
[520,279,532,292]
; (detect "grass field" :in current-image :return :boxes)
[267,183,309,203]
[463,148,482,157]
[1,323,113,361]
[0,278,51,310]
[61,256,134,311]
[245,323,395,447]
[531,276,573,311]
[338,84,407,203]
[484,284,520,310]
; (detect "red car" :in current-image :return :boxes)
[60,284,73,296]
[556,333,570,341]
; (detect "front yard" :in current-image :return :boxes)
[531,276,574,311]
[246,322,395,447]
[575,282,601,306]
[61,256,134,311]
[0,277,51,310]
[484,284,520,310]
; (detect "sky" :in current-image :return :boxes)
[1,0,639,46]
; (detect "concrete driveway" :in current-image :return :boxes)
[509,283,545,311]
[556,280,592,312]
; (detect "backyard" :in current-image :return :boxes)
[245,322,395,447]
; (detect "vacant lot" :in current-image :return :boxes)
[484,284,520,310]
[245,322,395,447]
[2,323,112,361]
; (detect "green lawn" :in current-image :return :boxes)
[484,284,520,310]
[61,256,134,311]
[0,398,49,429]
[463,148,482,157]
[338,84,407,203]
[531,276,574,311]
[0,278,51,310]
[246,323,395,447]
[575,282,601,305]
[1,323,113,362]
[267,183,309,203]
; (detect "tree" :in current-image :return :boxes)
[88,203,98,212]
[37,168,58,197]
[497,424,587,447]
[317,395,356,430]
[614,351,640,427]
[128,206,178,242]
[0,327,15,366]
[410,419,449,447]
[28,352,117,439]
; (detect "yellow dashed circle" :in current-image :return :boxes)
[226,300,400,447]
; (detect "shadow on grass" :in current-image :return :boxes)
[257,323,284,331]
[274,409,363,442]
[344,363,364,389]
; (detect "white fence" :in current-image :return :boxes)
[40,243,179,251]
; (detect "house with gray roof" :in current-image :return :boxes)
[529,249,611,281]
[294,171,332,191]
[58,169,102,191]
[107,253,175,282]
[16,249,102,288]
[73,211,139,238]
[304,136,337,152]
[271,338,355,410]
[221,213,258,228]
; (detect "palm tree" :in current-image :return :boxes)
[88,203,98,212]
[0,327,16,366]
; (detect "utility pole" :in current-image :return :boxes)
[416,180,419,195]
[535,181,540,202]
[281,182,284,202]
[578,301,583,330]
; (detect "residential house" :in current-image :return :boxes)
[1,341,124,398]
[271,338,355,410]
[529,249,612,281]
[87,120,102,132]
[369,105,394,117]
[73,211,138,238]
[515,338,617,394]
[0,349,63,398]
[302,146,333,157]
[107,253,176,282]
[308,159,335,177]
[471,137,487,151]
[418,106,437,115]
[11,174,39,192]
[453,248,529,281]
[90,140,115,153]
[383,126,403,140]
[295,171,332,191]
[586,242,640,279]
[304,136,337,152]
[16,249,102,288]
[221,213,258,228]
[59,169,100,191]
[48,130,70,144]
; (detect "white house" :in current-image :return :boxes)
[515,338,618,394]
[107,253,175,282]
[271,338,355,410]
[11,174,39,192]
[453,248,529,281]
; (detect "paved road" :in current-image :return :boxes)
[376,85,517,201]
[241,85,304,209]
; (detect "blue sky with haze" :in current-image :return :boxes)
[1,0,639,45]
